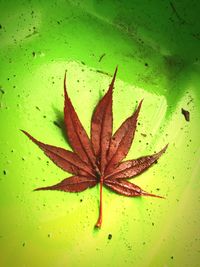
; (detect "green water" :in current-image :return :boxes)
[0,1,200,266]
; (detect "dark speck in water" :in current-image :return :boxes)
[99,53,106,62]
[53,121,61,128]
[108,234,112,240]
[181,108,190,122]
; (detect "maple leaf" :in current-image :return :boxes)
[22,67,168,228]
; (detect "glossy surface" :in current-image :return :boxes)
[0,0,200,266]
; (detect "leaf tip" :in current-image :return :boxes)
[64,71,68,98]
[20,130,39,145]
[34,186,51,191]
[132,99,143,117]
[155,144,169,160]
[155,196,165,200]
[142,191,165,199]
[33,187,41,191]
[140,98,144,105]
[21,129,30,139]
[20,129,26,134]
[112,66,118,82]
[114,65,118,75]
[108,67,118,92]
[161,144,169,154]
[138,99,143,110]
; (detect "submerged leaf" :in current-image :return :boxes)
[22,67,168,228]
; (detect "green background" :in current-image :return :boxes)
[0,0,200,266]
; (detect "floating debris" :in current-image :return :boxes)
[99,53,106,62]
[181,108,190,122]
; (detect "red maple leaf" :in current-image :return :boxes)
[22,67,167,228]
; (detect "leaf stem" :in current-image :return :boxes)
[95,176,103,228]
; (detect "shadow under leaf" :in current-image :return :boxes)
[52,105,73,150]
